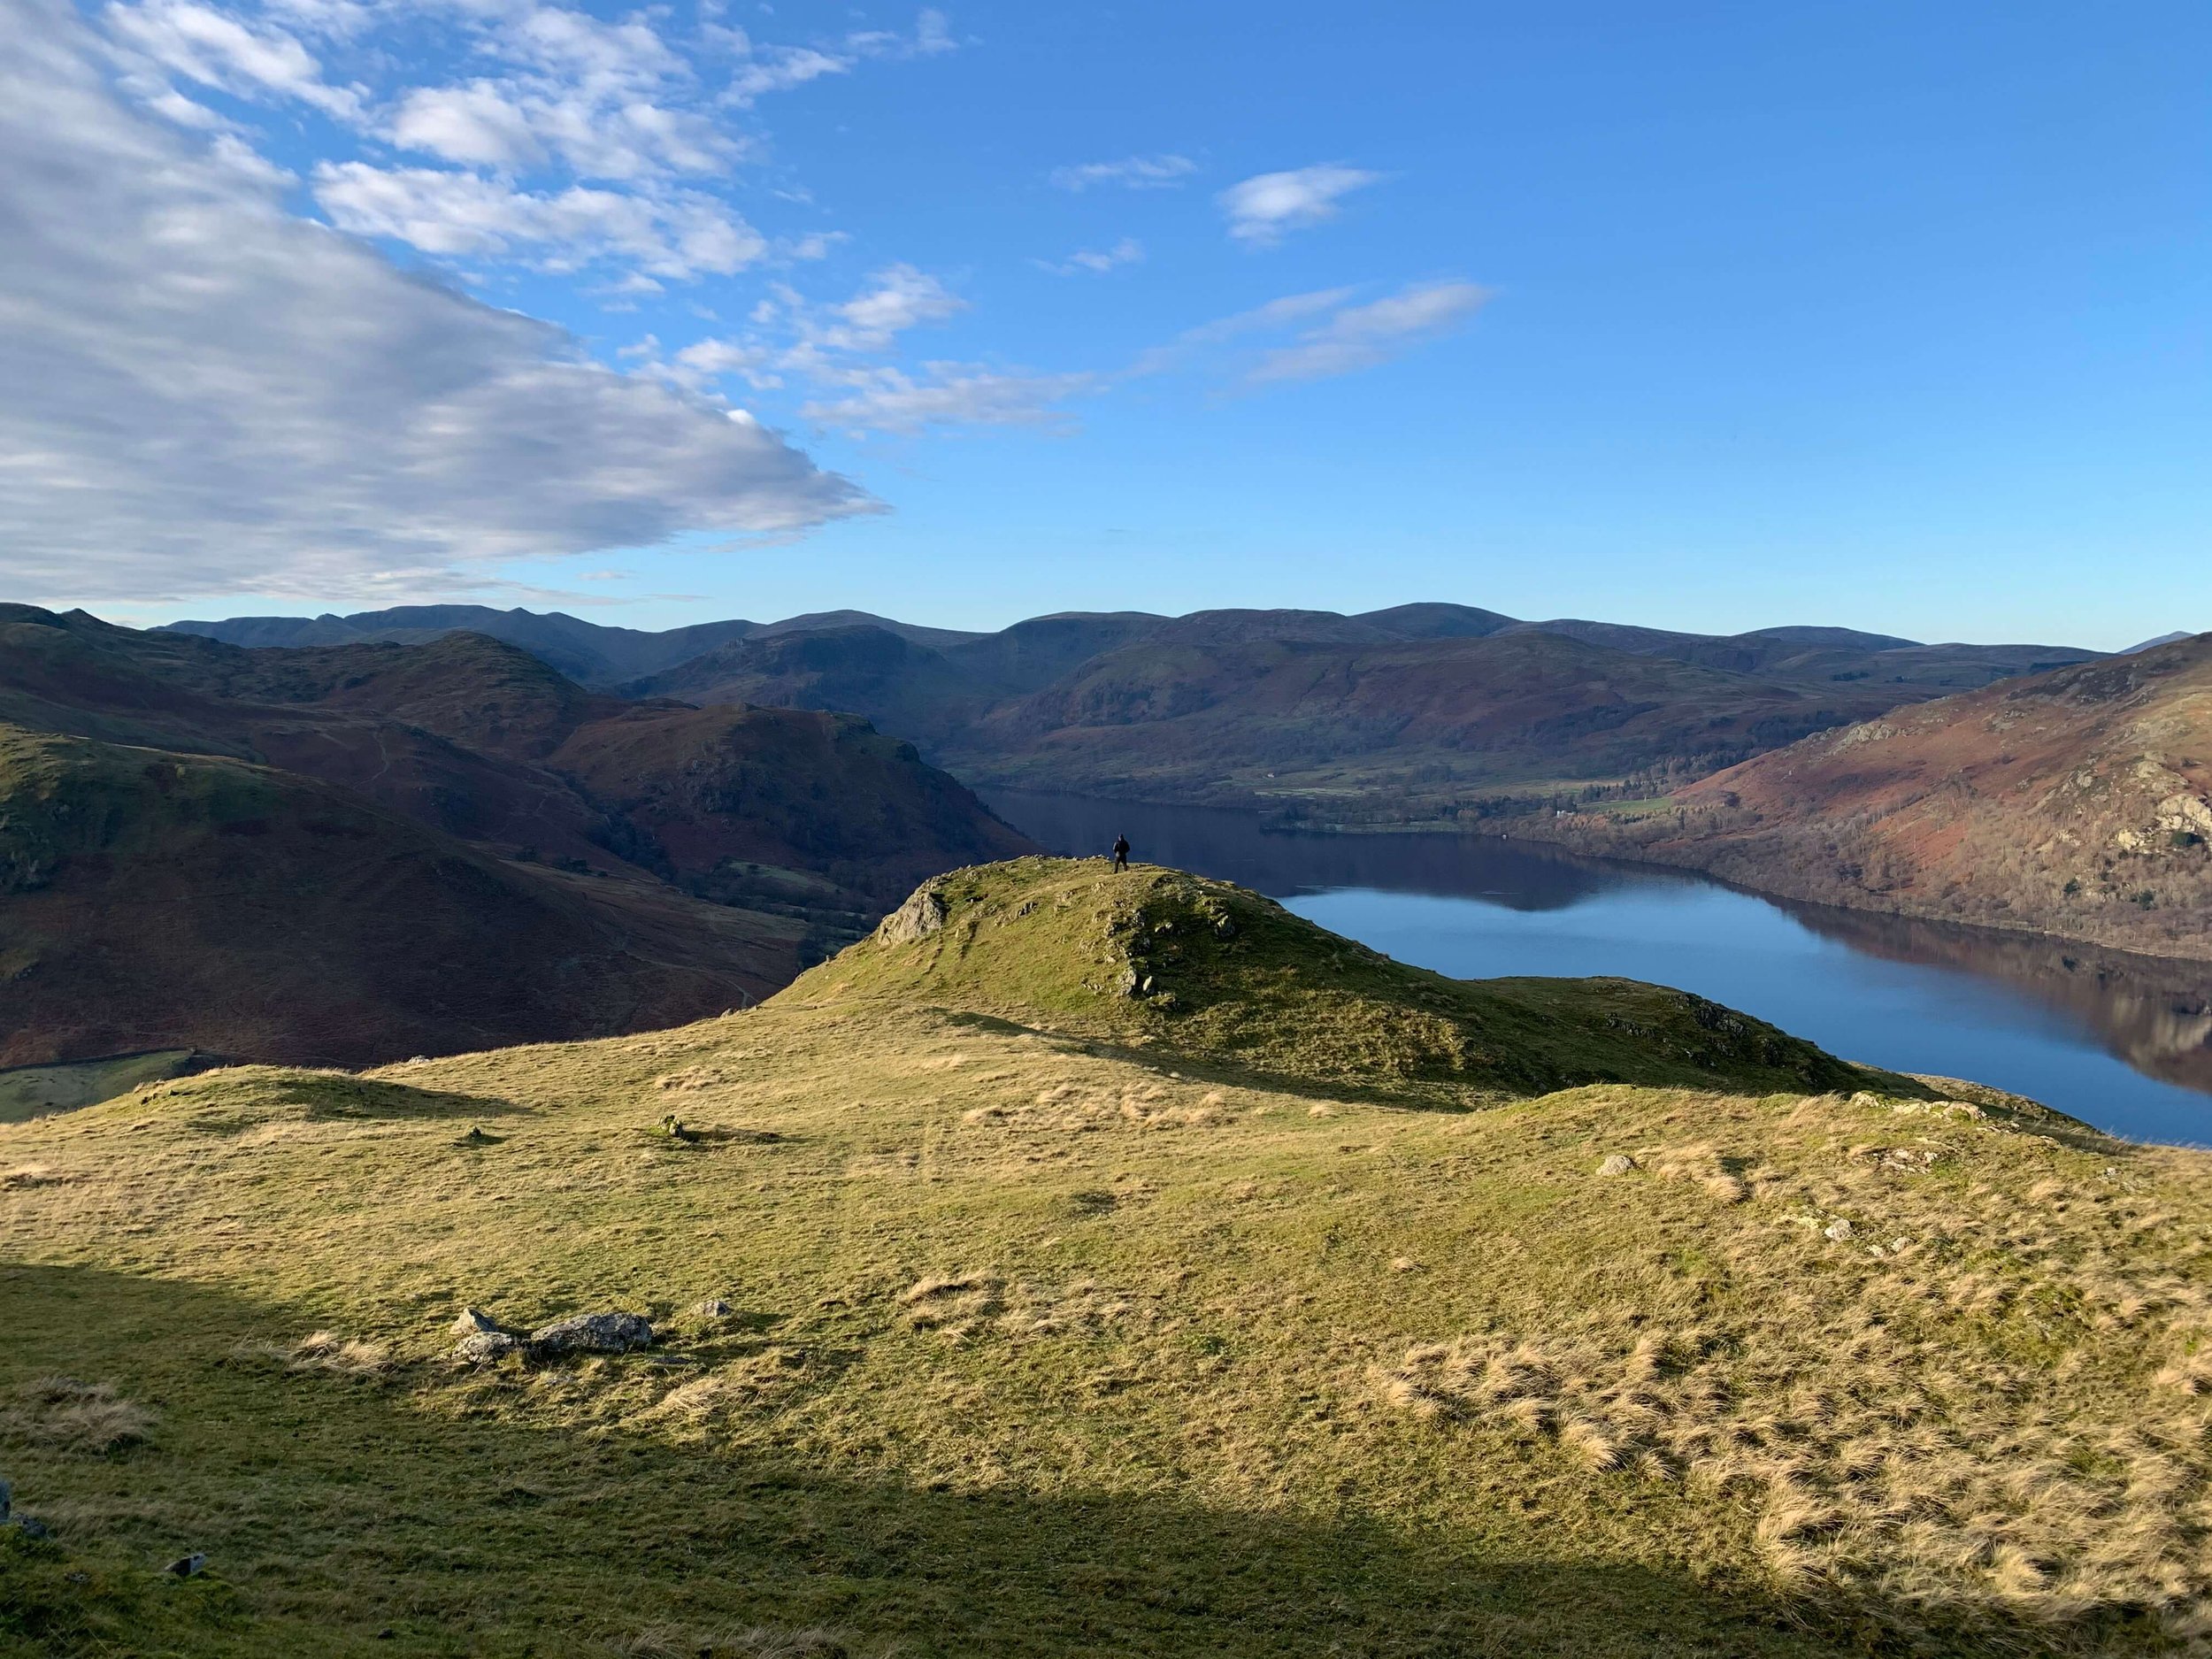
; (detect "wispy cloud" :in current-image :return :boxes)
[1,0,870,604]
[648,263,1098,435]
[1034,236,1142,276]
[1048,153,1195,191]
[802,365,1096,436]
[1244,280,1493,384]
[1217,163,1381,245]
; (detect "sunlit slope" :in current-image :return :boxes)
[1537,634,2212,960]
[791,856,1885,1102]
[3,859,2206,1657]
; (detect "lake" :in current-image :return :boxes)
[985,789,2212,1145]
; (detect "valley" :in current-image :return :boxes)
[165,600,2171,956]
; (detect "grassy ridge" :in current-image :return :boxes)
[2,860,2206,1655]
[801,858,1891,1104]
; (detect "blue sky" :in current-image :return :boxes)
[8,0,2207,646]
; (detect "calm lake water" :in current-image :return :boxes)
[985,790,2212,1146]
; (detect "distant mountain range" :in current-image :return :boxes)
[143,599,2212,962]
[167,602,2107,815]
[0,606,1029,1068]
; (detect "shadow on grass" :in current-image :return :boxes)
[0,1263,2169,1659]
[926,1005,1927,1121]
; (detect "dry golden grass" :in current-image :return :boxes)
[3,860,2207,1655]
[2,1378,154,1456]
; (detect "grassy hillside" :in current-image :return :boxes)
[799,859,1882,1104]
[1523,636,2212,961]
[4,858,2200,1657]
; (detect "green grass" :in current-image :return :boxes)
[3,858,2206,1656]
[803,858,1897,1105]
[0,1052,202,1125]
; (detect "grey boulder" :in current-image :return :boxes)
[527,1312,653,1356]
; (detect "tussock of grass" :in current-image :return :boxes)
[234,1331,396,1379]
[2,1378,153,1455]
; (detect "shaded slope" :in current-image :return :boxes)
[548,701,1034,907]
[0,608,1033,902]
[618,624,994,745]
[161,603,764,686]
[1525,636,2212,959]
[0,724,798,1068]
[939,631,1886,808]
[0,608,1038,1067]
[795,857,1884,1103]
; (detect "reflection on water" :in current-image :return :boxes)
[1778,905,2212,1096]
[987,789,2212,1145]
[990,788,1678,910]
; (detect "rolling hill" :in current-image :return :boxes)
[163,603,2106,820]
[1522,635,2212,960]
[0,607,1033,1070]
[934,628,1901,810]
[3,857,2202,1655]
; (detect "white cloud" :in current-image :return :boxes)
[0,0,869,605]
[103,0,363,118]
[1217,164,1381,244]
[801,365,1094,435]
[1182,287,1356,342]
[912,9,955,55]
[1245,280,1493,384]
[644,265,1087,435]
[389,81,545,169]
[779,229,847,261]
[671,335,783,388]
[1048,153,1194,191]
[1035,236,1142,276]
[817,264,965,350]
[384,20,741,182]
[726,42,849,102]
[714,9,956,104]
[312,163,766,278]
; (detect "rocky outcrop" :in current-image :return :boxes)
[876,881,949,945]
[449,1307,654,1363]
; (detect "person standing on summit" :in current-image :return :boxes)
[1111,833,1130,872]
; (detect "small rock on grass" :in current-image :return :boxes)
[692,1298,736,1318]
[165,1553,205,1578]
[450,1308,653,1363]
[1596,1154,1638,1176]
[454,1331,521,1364]
[526,1311,652,1356]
